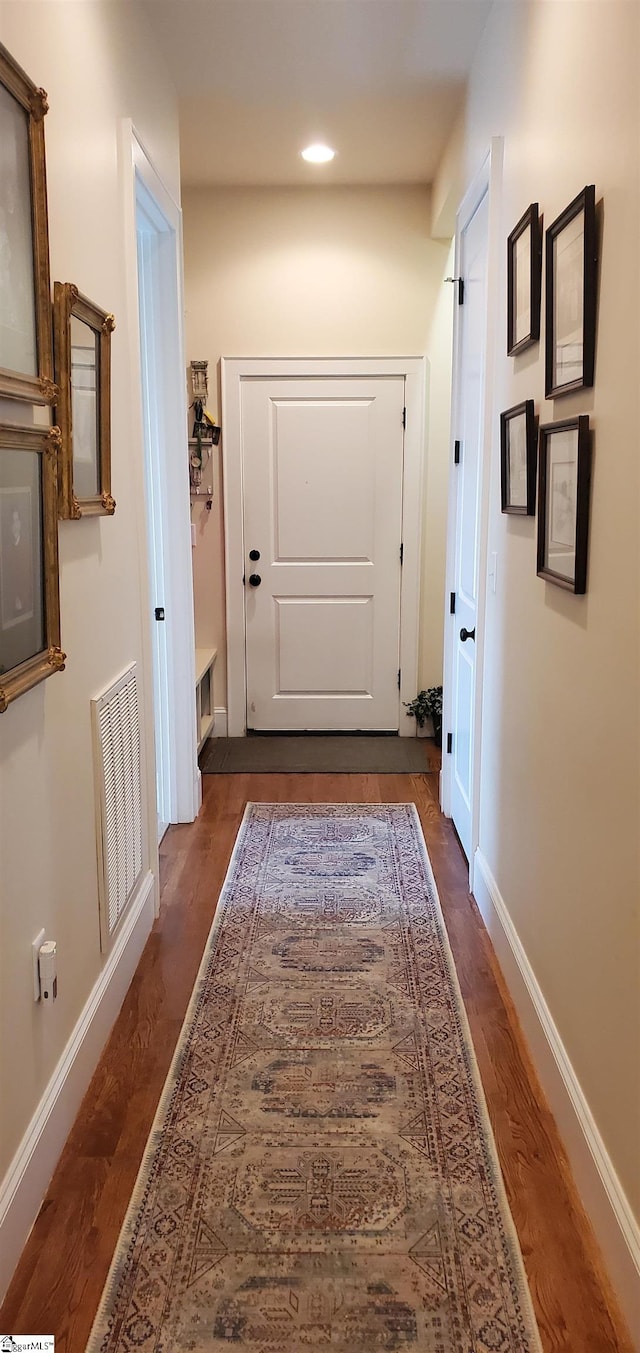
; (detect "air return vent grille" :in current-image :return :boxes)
[91,663,143,951]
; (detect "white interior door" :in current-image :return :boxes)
[136,191,171,841]
[134,162,198,837]
[241,376,405,731]
[449,187,489,858]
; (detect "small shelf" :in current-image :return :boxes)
[195,647,217,753]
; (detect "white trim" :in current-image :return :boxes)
[119,120,199,833]
[399,364,426,730]
[473,849,640,1341]
[0,871,155,1304]
[441,139,504,892]
[220,356,426,738]
[214,707,228,738]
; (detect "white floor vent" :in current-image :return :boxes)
[91,663,143,951]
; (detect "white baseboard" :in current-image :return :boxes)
[0,870,156,1304]
[214,707,228,737]
[473,848,640,1342]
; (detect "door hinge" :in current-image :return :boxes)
[449,592,456,614]
[445,275,464,305]
[402,406,406,429]
[399,542,404,566]
[397,669,401,691]
[447,732,453,754]
[454,439,461,465]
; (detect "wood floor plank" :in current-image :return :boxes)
[0,771,632,1351]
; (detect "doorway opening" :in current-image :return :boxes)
[442,140,503,881]
[121,124,199,846]
[221,357,426,739]
[136,183,173,840]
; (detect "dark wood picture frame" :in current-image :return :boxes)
[0,43,56,406]
[500,399,537,515]
[545,185,597,398]
[537,415,591,593]
[0,424,65,711]
[53,283,116,519]
[507,203,542,355]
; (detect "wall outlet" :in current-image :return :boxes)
[39,940,58,1002]
[32,928,45,1001]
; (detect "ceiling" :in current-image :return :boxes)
[140,0,493,188]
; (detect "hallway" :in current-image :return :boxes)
[0,773,630,1351]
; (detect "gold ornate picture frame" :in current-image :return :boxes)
[0,42,56,406]
[53,283,116,519]
[0,424,65,711]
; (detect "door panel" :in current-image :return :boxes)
[450,189,489,858]
[272,401,375,561]
[242,376,404,731]
[453,639,473,814]
[275,596,373,694]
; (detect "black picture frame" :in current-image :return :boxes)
[507,203,542,355]
[500,400,537,515]
[537,416,592,593]
[545,185,597,398]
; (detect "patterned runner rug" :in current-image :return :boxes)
[88,804,541,1352]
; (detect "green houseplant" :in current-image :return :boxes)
[404,686,443,747]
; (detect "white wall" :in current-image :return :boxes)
[0,0,180,1267]
[182,185,453,707]
[443,0,639,1320]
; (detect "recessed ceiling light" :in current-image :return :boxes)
[300,143,335,164]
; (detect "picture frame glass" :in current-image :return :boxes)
[0,449,44,673]
[0,81,37,377]
[70,313,100,498]
[507,412,528,509]
[513,226,531,347]
[545,427,578,582]
[553,209,584,390]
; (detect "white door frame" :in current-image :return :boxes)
[119,121,199,856]
[441,139,503,889]
[221,356,426,738]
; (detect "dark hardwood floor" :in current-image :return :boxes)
[0,768,632,1350]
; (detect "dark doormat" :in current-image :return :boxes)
[200,734,435,774]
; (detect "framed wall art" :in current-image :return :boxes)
[537,415,591,593]
[500,399,537,515]
[0,424,65,710]
[507,203,542,355]
[545,185,597,398]
[53,283,116,519]
[0,42,56,406]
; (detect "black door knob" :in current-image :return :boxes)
[248,573,261,587]
[249,549,261,561]
[460,626,475,642]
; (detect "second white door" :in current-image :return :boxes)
[449,181,489,859]
[241,375,405,731]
